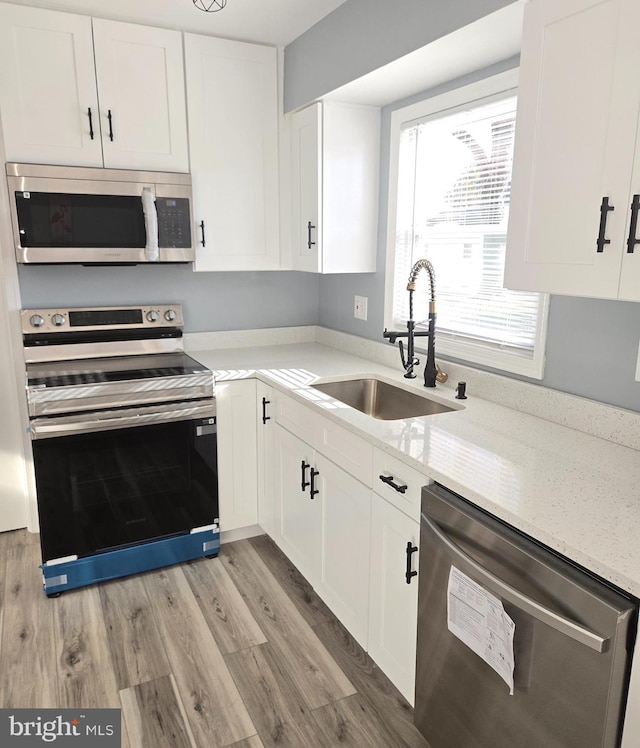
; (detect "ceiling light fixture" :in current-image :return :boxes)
[193,0,227,11]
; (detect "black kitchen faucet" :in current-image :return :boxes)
[383,258,438,387]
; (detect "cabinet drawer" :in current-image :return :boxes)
[314,416,373,487]
[373,448,430,522]
[273,391,316,444]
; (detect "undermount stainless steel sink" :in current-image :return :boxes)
[311,378,456,420]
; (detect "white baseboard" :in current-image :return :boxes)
[220,525,265,544]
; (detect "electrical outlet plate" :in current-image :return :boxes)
[354,295,368,321]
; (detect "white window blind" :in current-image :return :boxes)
[392,92,546,375]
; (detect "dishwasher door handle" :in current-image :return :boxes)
[422,513,609,654]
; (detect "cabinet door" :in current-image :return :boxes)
[289,101,379,274]
[272,424,320,585]
[0,4,102,167]
[368,493,420,705]
[314,453,371,648]
[216,380,258,532]
[321,102,379,274]
[504,0,640,298]
[256,381,275,536]
[92,19,188,172]
[185,34,280,271]
[619,72,640,301]
[290,102,322,272]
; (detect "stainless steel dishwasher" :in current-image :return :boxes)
[415,483,637,748]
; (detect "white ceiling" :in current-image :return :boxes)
[2,0,349,46]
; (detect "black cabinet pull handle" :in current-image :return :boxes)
[261,397,270,425]
[307,221,316,249]
[199,220,206,247]
[405,542,418,584]
[627,194,640,253]
[596,196,614,253]
[107,109,114,141]
[87,107,94,140]
[301,461,310,492]
[379,474,408,494]
[310,468,319,499]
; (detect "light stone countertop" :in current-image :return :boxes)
[189,340,640,599]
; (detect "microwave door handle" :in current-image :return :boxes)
[141,187,159,261]
[421,513,609,653]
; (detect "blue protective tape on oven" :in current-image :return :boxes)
[40,529,220,596]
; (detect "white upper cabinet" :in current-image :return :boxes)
[185,34,280,271]
[505,0,640,301]
[92,19,188,172]
[290,101,380,273]
[0,4,102,167]
[0,4,188,172]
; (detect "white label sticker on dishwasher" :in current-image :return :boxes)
[447,566,515,694]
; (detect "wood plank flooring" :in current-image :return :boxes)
[0,529,430,748]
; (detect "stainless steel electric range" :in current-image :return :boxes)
[22,304,219,596]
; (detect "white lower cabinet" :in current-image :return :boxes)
[256,381,275,538]
[314,452,371,647]
[271,419,372,648]
[216,379,258,532]
[272,423,320,584]
[368,492,420,705]
[262,390,422,698]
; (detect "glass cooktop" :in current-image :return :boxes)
[27,353,209,388]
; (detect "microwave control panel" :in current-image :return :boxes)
[156,197,191,248]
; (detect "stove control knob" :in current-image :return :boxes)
[51,313,66,327]
[146,310,159,323]
[29,314,45,328]
[164,309,177,322]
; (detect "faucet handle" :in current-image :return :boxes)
[435,364,448,384]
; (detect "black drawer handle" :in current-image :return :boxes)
[261,397,270,425]
[301,461,310,492]
[379,474,408,494]
[199,220,206,248]
[307,221,316,249]
[596,196,614,253]
[405,542,418,584]
[627,194,640,253]
[107,109,114,141]
[87,107,94,140]
[310,468,319,499]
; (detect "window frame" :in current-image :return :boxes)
[384,69,549,380]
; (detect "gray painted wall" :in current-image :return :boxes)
[315,54,640,412]
[18,265,320,333]
[284,0,515,112]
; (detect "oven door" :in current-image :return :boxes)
[31,402,218,564]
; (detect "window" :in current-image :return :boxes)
[385,70,548,378]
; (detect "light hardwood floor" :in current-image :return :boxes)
[0,529,430,748]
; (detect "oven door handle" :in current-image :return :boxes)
[30,402,216,439]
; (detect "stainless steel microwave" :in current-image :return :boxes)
[6,162,194,264]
